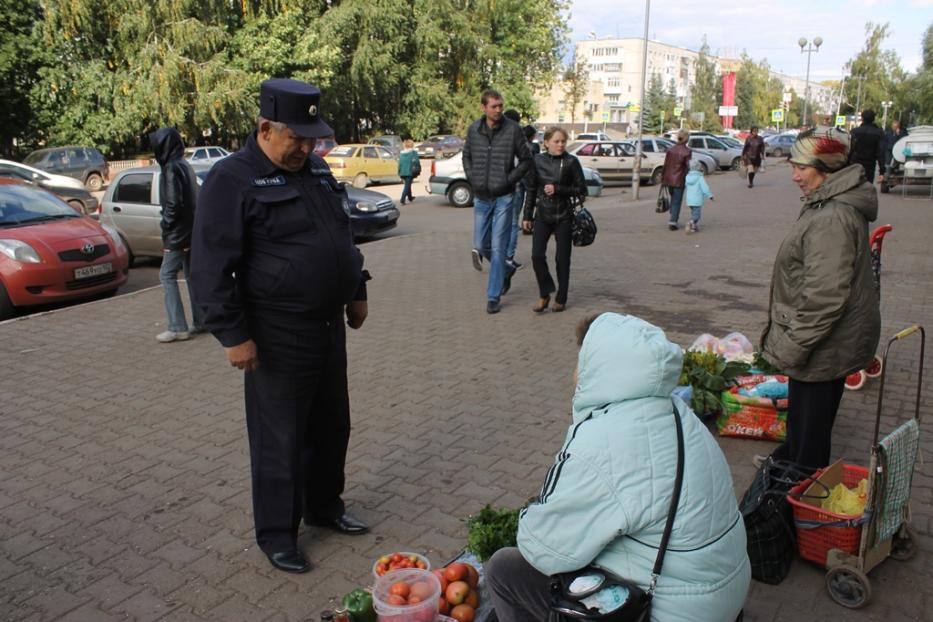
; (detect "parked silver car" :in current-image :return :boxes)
[686,135,743,170]
[765,134,796,158]
[625,137,719,177]
[184,146,230,165]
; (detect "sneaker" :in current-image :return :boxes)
[501,265,517,296]
[668,223,678,231]
[190,326,207,336]
[505,257,523,271]
[157,330,190,343]
[471,249,483,272]
[486,300,501,314]
[752,454,769,469]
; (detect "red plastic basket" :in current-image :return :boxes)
[787,464,870,567]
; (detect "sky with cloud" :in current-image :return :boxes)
[566,0,932,81]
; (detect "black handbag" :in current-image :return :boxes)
[655,186,670,213]
[739,458,824,585]
[571,195,597,247]
[549,402,685,621]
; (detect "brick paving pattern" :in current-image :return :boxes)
[1,162,930,621]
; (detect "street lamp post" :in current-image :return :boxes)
[798,36,822,128]
[631,0,651,200]
[881,100,893,128]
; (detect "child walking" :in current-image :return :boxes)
[684,159,714,233]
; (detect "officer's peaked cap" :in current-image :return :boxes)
[259,78,333,139]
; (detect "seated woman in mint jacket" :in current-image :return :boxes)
[485,313,750,622]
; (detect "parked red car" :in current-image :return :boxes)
[0,178,129,319]
[313,136,339,157]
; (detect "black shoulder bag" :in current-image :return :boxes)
[549,402,685,622]
[571,194,597,247]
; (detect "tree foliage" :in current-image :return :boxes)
[735,54,784,128]
[563,52,589,128]
[842,23,906,121]
[7,0,568,156]
[894,21,933,125]
[0,0,45,157]
[687,37,722,132]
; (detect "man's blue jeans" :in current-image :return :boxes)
[473,194,514,301]
[668,186,686,225]
[506,186,525,259]
[160,248,203,332]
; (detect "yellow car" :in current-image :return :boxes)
[324,144,401,188]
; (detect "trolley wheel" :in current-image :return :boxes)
[825,565,872,609]
[891,524,917,561]
[865,355,884,378]
[844,369,867,391]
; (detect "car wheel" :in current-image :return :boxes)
[352,173,369,188]
[121,235,135,268]
[772,148,783,158]
[650,168,663,186]
[67,199,86,214]
[448,181,474,208]
[730,156,742,170]
[0,281,14,321]
[85,173,104,191]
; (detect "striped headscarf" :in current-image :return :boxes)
[789,126,850,172]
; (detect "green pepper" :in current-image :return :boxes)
[342,588,376,622]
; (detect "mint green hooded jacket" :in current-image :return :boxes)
[517,313,750,622]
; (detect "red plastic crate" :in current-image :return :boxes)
[787,463,869,567]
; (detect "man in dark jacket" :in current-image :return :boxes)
[661,129,691,230]
[149,127,203,342]
[848,109,886,183]
[462,89,532,314]
[883,118,908,175]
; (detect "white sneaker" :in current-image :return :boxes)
[156,330,190,343]
[752,454,769,469]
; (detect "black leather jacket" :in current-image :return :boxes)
[150,128,199,250]
[522,152,586,225]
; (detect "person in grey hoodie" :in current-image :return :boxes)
[760,126,881,471]
[149,127,202,342]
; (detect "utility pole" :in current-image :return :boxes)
[631,0,650,201]
[835,75,848,117]
[798,36,822,128]
[854,75,867,115]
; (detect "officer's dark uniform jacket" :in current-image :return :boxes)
[190,132,369,347]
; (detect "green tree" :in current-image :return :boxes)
[688,37,722,132]
[644,73,674,133]
[896,21,933,124]
[0,0,45,156]
[843,23,906,120]
[562,52,589,128]
[735,54,784,128]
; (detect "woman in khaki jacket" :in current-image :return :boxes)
[760,126,881,472]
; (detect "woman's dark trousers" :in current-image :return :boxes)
[531,218,572,304]
[770,377,846,472]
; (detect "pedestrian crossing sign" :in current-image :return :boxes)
[835,115,846,127]
[771,109,784,123]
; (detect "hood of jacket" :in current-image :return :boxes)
[149,128,185,166]
[572,313,682,422]
[804,163,877,222]
[685,170,703,186]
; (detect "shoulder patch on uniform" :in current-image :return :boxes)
[252,175,286,187]
[309,166,332,176]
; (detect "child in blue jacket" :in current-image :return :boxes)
[684,160,714,233]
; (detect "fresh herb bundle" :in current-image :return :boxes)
[680,350,750,416]
[466,505,520,562]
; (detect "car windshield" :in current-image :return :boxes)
[0,184,78,226]
[23,152,45,165]
[327,146,356,157]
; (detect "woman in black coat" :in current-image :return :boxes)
[521,127,587,312]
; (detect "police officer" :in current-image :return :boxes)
[190,78,370,574]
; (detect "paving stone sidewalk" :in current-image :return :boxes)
[1,164,931,621]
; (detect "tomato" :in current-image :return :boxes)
[465,589,479,608]
[386,594,407,606]
[444,563,468,582]
[378,555,391,565]
[391,553,403,563]
[438,596,450,615]
[389,581,411,600]
[445,581,469,606]
[409,580,435,601]
[432,569,449,593]
[464,563,479,589]
[408,554,419,563]
[416,560,427,569]
[450,604,476,622]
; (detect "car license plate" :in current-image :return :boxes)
[74,262,112,279]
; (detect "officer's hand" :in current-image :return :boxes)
[346,301,368,330]
[522,220,533,232]
[225,339,259,371]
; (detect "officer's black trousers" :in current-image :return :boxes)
[244,315,350,554]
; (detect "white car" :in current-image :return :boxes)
[626,138,720,177]
[427,151,603,208]
[0,159,86,190]
[184,146,230,165]
[686,136,743,170]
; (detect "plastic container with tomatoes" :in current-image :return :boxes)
[372,551,431,579]
[372,568,440,622]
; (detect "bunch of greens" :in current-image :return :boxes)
[680,350,750,416]
[752,351,783,374]
[466,505,520,562]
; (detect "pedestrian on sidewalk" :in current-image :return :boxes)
[684,159,714,234]
[849,109,886,184]
[462,89,533,314]
[661,129,691,230]
[149,127,203,343]
[521,127,585,313]
[503,123,540,283]
[741,126,766,188]
[397,136,420,204]
[883,118,908,176]
[190,79,372,575]
[485,313,750,622]
[759,126,880,472]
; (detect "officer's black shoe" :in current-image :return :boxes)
[486,300,501,314]
[266,549,312,573]
[308,512,369,535]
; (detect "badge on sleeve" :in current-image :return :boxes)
[252,175,286,187]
